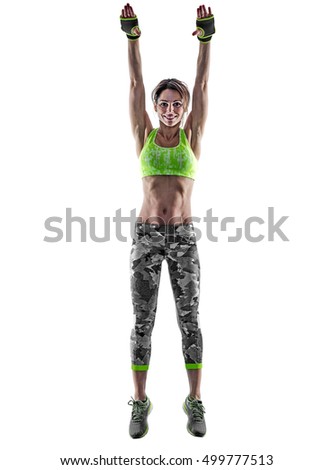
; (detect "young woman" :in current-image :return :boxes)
[120,3,215,438]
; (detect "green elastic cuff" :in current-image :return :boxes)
[132,364,149,371]
[196,15,214,22]
[120,15,138,21]
[185,363,202,370]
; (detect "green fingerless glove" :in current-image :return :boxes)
[120,16,141,40]
[196,15,215,42]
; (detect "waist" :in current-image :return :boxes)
[135,221,195,233]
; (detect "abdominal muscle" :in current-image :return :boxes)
[138,175,194,225]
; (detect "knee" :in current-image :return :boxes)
[177,310,200,337]
[132,306,156,336]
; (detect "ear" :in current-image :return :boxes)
[153,102,157,112]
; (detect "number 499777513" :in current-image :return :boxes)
[202,455,274,465]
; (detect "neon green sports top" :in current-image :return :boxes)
[139,128,198,180]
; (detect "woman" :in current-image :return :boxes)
[120,3,215,438]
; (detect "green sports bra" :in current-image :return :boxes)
[139,128,198,180]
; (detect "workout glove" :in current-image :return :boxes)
[120,16,141,40]
[196,15,215,42]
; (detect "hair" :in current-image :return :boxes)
[151,78,190,112]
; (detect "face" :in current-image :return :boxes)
[154,89,185,127]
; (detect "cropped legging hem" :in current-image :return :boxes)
[131,363,203,371]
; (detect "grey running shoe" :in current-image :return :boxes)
[128,396,152,439]
[183,395,206,437]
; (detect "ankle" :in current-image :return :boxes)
[135,394,147,401]
[189,393,201,400]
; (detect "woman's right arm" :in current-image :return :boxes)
[121,4,153,157]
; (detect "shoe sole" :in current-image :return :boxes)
[183,402,206,438]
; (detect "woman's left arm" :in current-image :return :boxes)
[185,5,214,159]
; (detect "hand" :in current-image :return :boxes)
[192,5,213,37]
[121,3,140,36]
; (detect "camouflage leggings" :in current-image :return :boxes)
[130,222,202,371]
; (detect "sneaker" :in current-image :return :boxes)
[128,396,152,439]
[183,395,206,437]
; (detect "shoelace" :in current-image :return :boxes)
[128,398,147,422]
[188,399,205,422]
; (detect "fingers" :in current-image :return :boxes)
[197,5,212,18]
[121,3,136,18]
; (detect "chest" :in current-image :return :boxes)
[154,132,180,148]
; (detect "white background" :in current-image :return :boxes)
[1,0,332,469]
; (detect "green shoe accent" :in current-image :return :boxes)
[132,364,149,371]
[185,363,202,370]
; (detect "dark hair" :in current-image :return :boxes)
[151,78,190,112]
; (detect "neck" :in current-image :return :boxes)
[158,123,181,140]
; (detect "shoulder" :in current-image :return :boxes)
[143,115,154,141]
[184,112,193,138]
[145,127,157,141]
[183,113,203,159]
[142,128,157,149]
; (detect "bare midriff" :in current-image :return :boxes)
[138,175,194,225]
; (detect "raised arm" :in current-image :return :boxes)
[120,4,153,157]
[184,5,214,159]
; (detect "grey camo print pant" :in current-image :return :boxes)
[130,222,202,371]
